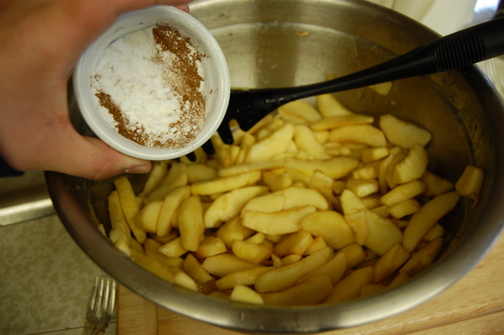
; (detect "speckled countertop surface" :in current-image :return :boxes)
[0,215,116,335]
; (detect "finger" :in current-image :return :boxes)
[69,0,193,30]
[39,131,152,180]
[2,112,153,180]
[110,0,193,14]
[175,4,190,12]
[1,117,152,180]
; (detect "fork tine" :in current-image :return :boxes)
[83,276,117,335]
[103,277,116,323]
[87,277,99,316]
[202,139,216,155]
[96,277,105,316]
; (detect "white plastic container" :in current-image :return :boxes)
[73,6,230,160]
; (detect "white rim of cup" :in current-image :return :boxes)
[73,6,230,161]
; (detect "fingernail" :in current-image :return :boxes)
[125,164,151,174]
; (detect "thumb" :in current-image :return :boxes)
[44,133,152,180]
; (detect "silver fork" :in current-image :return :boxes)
[83,276,117,335]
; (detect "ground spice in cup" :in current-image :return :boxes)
[91,24,206,149]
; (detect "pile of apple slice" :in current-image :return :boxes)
[104,94,484,306]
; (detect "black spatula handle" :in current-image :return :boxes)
[275,16,504,101]
[428,17,504,70]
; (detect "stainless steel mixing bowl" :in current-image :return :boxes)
[46,0,504,332]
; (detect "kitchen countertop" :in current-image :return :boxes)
[0,214,117,335]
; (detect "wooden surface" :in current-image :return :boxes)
[118,233,504,335]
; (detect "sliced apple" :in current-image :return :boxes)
[262,170,293,192]
[156,186,191,237]
[232,240,273,264]
[379,114,431,149]
[335,244,367,268]
[178,196,205,252]
[300,211,355,249]
[241,206,317,235]
[190,170,262,195]
[204,186,268,228]
[158,237,188,258]
[202,254,261,277]
[243,186,329,213]
[316,93,353,116]
[341,190,403,255]
[421,170,454,197]
[346,178,379,197]
[400,238,444,276]
[369,81,393,96]
[216,216,254,248]
[403,191,460,252]
[186,164,218,183]
[380,180,426,206]
[273,230,314,257]
[195,236,227,259]
[323,266,374,303]
[147,162,188,201]
[455,165,485,205]
[310,114,374,131]
[278,100,322,123]
[216,267,274,291]
[246,123,295,163]
[261,274,333,306]
[373,244,410,283]
[392,144,429,184]
[285,157,359,179]
[183,253,214,284]
[230,285,264,305]
[136,200,163,233]
[329,124,387,147]
[294,124,331,159]
[218,160,285,177]
[255,247,333,293]
[297,252,347,285]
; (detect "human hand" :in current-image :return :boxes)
[0,0,192,180]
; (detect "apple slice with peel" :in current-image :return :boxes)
[403,191,460,252]
[261,274,333,306]
[216,267,274,291]
[323,266,374,303]
[255,246,333,293]
[393,144,429,185]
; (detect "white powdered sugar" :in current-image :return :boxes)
[91,25,206,149]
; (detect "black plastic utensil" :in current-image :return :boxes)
[200,16,504,153]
